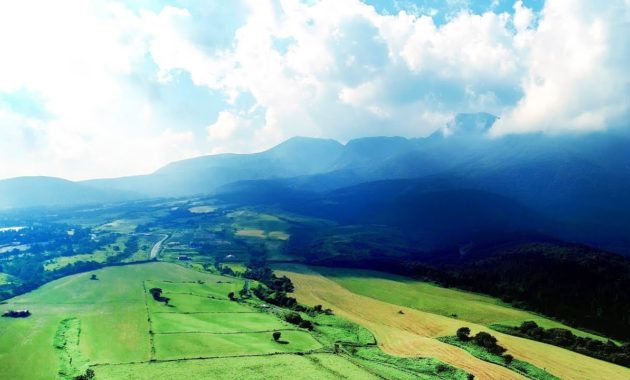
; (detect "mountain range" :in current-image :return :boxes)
[2,112,630,253]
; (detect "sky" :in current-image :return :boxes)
[0,0,629,180]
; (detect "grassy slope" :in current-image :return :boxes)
[44,237,128,271]
[318,267,607,340]
[0,262,401,380]
[0,263,237,379]
[276,264,630,380]
[95,354,380,379]
[275,264,524,380]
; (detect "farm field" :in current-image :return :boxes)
[43,237,128,271]
[316,267,609,340]
[276,264,630,380]
[3,261,461,379]
[94,353,380,379]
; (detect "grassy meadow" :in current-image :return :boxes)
[1,261,467,379]
[94,353,381,379]
[44,237,128,271]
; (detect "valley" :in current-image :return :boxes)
[1,128,629,378]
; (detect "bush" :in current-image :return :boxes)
[473,332,506,355]
[75,368,95,380]
[273,331,281,341]
[504,354,514,365]
[457,327,471,341]
[299,319,314,331]
[284,312,303,325]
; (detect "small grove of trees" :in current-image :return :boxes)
[248,268,332,315]
[2,309,31,318]
[74,369,95,380]
[503,321,630,367]
[149,288,170,305]
[456,327,508,358]
[283,311,314,331]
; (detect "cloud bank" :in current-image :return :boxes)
[0,0,628,179]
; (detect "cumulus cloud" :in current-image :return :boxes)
[1,0,629,180]
[491,0,630,135]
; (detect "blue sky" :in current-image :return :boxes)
[0,0,628,180]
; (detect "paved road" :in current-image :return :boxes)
[150,234,169,260]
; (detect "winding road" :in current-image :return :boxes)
[150,234,169,260]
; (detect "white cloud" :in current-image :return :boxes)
[513,0,534,32]
[1,0,629,180]
[0,1,202,180]
[491,0,630,135]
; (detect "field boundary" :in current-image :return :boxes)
[90,350,329,368]
[153,328,302,335]
[53,317,88,380]
[151,311,259,314]
[141,281,156,361]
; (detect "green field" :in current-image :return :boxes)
[94,353,381,379]
[151,311,288,333]
[1,261,467,379]
[0,272,16,285]
[154,330,322,360]
[44,238,127,271]
[94,219,139,234]
[5,257,622,379]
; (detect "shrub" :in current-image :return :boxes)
[299,319,314,331]
[457,327,471,341]
[284,312,303,325]
[504,354,514,365]
[273,331,281,341]
[473,332,506,355]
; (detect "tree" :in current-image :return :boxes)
[273,331,281,341]
[519,321,539,333]
[149,288,170,305]
[228,292,236,301]
[457,327,471,341]
[299,319,314,331]
[503,354,514,365]
[89,274,98,281]
[74,368,95,380]
[473,332,506,355]
[284,312,302,325]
